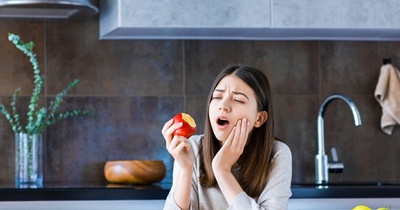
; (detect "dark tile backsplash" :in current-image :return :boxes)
[0,16,399,185]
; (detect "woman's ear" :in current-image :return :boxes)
[254,111,268,128]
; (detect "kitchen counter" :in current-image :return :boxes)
[0,182,400,209]
[291,182,400,198]
[0,182,170,201]
[290,183,400,209]
[0,182,400,201]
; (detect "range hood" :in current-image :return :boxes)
[0,0,98,20]
[100,0,400,41]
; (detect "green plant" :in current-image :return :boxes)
[0,33,90,135]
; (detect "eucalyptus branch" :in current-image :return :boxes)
[48,79,79,118]
[33,108,47,135]
[11,88,22,133]
[0,104,17,133]
[45,110,91,129]
[0,33,91,135]
[26,75,43,133]
[8,33,44,134]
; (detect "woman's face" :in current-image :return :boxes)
[209,74,263,144]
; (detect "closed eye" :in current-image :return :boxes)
[234,99,245,103]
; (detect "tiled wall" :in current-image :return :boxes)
[0,17,399,185]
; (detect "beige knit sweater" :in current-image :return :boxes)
[163,135,292,210]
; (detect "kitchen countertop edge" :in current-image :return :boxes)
[0,184,400,201]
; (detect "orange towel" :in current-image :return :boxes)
[374,64,400,135]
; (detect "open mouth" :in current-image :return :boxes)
[217,118,230,126]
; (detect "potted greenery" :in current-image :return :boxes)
[0,33,90,185]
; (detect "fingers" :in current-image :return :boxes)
[167,135,181,152]
[161,119,174,135]
[238,119,250,151]
[213,118,251,172]
[170,137,191,155]
[232,119,242,148]
[223,125,236,148]
[161,119,183,146]
[227,118,250,150]
[167,135,194,169]
[162,118,194,169]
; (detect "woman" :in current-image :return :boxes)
[162,65,292,209]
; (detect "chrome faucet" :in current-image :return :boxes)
[315,94,362,184]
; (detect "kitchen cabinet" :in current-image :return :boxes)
[99,0,400,40]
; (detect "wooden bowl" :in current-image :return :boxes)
[104,160,166,184]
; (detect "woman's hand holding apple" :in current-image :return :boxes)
[162,113,197,170]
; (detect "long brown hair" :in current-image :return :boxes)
[199,65,275,198]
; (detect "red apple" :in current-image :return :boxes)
[172,113,197,138]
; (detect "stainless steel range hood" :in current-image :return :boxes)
[0,0,98,20]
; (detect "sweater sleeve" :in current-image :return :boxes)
[228,141,292,210]
[163,135,203,210]
[163,161,201,210]
[163,159,184,210]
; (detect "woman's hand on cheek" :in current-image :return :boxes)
[212,118,250,172]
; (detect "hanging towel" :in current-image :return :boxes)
[374,63,400,135]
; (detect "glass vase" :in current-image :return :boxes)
[15,133,43,185]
